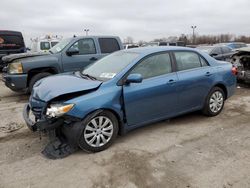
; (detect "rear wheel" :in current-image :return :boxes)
[28,72,52,93]
[78,111,119,152]
[202,87,225,116]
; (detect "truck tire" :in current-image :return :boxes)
[28,72,52,93]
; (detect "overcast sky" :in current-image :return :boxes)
[1,0,250,44]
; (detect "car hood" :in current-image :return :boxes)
[32,74,102,102]
[2,52,50,63]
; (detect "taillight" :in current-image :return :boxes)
[231,66,237,75]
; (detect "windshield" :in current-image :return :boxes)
[49,38,71,53]
[82,51,140,81]
[197,46,214,54]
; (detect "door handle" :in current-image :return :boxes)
[90,57,98,61]
[205,72,212,76]
[167,79,176,84]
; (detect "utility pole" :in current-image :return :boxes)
[84,29,89,36]
[191,26,197,44]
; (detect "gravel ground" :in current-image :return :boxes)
[0,77,249,188]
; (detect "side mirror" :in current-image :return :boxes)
[66,48,79,56]
[126,74,143,84]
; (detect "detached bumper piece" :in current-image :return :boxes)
[23,104,79,159]
[42,130,78,159]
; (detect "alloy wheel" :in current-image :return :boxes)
[84,116,114,147]
[209,91,224,113]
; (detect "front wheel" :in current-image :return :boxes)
[202,87,225,116]
[78,111,119,152]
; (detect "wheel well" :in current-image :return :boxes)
[214,84,228,99]
[27,67,58,85]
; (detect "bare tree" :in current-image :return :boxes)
[124,36,134,44]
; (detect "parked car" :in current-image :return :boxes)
[230,47,250,83]
[0,30,26,70]
[197,45,235,61]
[30,35,62,53]
[23,47,236,158]
[123,44,139,49]
[224,42,247,49]
[142,41,185,47]
[2,36,123,92]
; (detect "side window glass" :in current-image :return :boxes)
[69,39,96,55]
[212,47,222,55]
[200,57,208,67]
[222,47,231,53]
[98,38,120,53]
[130,53,172,79]
[175,52,202,71]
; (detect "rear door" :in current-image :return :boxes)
[173,51,214,112]
[62,38,100,72]
[123,52,179,126]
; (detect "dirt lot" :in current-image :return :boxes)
[0,77,249,188]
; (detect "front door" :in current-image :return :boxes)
[62,38,100,72]
[123,52,179,126]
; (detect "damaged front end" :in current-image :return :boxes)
[23,73,103,159]
[23,100,80,159]
[231,48,250,83]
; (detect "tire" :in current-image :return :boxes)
[28,72,52,93]
[78,111,119,152]
[202,87,225,117]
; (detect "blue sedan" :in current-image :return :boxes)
[23,47,236,158]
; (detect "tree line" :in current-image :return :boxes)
[178,34,250,45]
[125,34,250,45]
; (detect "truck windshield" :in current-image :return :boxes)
[50,38,71,54]
[82,51,140,81]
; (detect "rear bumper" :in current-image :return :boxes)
[2,73,28,91]
[23,104,64,132]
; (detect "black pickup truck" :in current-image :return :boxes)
[2,36,123,93]
[0,30,26,70]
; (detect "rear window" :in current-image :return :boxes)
[98,38,120,53]
[0,35,24,50]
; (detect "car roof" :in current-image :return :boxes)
[73,35,120,40]
[123,46,198,55]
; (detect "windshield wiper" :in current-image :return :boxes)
[49,50,53,54]
[80,72,98,80]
